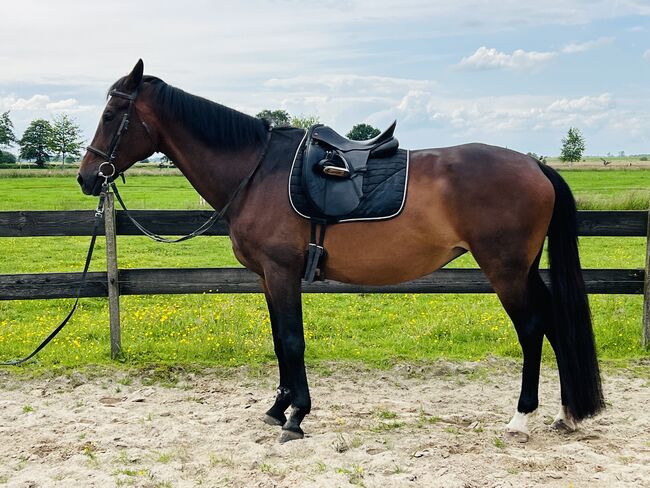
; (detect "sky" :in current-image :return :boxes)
[2,0,650,156]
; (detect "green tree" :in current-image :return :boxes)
[0,150,16,164]
[19,119,52,167]
[49,114,84,167]
[291,114,320,129]
[256,109,291,128]
[0,111,16,148]
[560,127,586,163]
[526,152,547,165]
[346,123,380,141]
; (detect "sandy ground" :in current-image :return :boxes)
[0,360,648,488]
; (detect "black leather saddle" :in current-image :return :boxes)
[302,121,399,218]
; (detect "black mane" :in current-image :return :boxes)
[109,75,269,151]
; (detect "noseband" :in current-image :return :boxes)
[86,89,154,177]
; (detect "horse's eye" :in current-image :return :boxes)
[103,111,114,122]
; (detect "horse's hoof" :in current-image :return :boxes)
[279,428,304,443]
[262,414,284,426]
[551,418,576,433]
[505,429,530,443]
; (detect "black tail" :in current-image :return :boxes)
[537,163,605,420]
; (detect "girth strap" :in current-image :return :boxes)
[304,219,327,282]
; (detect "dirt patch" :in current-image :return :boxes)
[0,361,648,487]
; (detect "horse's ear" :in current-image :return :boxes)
[124,59,144,91]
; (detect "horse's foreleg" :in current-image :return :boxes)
[261,279,292,426]
[263,266,311,443]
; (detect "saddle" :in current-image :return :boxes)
[296,121,402,282]
[302,121,399,218]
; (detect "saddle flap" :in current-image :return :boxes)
[303,138,362,217]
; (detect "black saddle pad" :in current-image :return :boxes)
[289,135,409,222]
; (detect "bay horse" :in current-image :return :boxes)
[78,60,604,443]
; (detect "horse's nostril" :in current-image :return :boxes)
[77,174,83,186]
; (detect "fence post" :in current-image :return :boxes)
[104,192,122,359]
[641,206,650,347]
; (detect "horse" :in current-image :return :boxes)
[78,60,604,443]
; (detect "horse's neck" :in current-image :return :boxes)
[157,124,260,212]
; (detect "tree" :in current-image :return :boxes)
[0,111,16,148]
[256,109,291,128]
[346,123,380,141]
[49,114,84,167]
[526,152,547,165]
[19,119,52,167]
[291,114,320,129]
[559,127,585,163]
[0,150,16,164]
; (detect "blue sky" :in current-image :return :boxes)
[2,0,649,156]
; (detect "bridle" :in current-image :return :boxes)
[86,88,155,180]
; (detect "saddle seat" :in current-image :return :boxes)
[310,120,397,152]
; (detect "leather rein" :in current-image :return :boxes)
[1,87,270,365]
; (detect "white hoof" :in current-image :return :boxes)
[505,411,532,443]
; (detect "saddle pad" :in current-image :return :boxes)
[289,134,410,223]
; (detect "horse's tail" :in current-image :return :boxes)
[537,162,605,420]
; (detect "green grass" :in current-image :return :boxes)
[0,171,647,370]
[559,170,650,210]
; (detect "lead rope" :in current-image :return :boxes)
[0,180,109,366]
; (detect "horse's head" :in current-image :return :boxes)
[78,59,156,195]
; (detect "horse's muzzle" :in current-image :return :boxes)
[77,172,103,196]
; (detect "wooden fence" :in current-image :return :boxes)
[1,195,649,358]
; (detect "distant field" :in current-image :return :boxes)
[0,170,647,370]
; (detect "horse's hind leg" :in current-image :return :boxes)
[473,248,547,442]
[261,279,292,426]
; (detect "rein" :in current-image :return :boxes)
[1,86,271,365]
[0,179,109,365]
[109,133,269,243]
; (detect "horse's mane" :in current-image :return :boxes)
[109,75,269,151]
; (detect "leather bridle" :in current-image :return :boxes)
[86,88,155,179]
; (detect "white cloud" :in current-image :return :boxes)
[562,37,615,53]
[368,89,626,138]
[457,46,556,71]
[643,49,650,60]
[0,94,94,114]
[3,95,51,111]
[458,37,616,71]
[265,75,437,96]
[263,74,626,139]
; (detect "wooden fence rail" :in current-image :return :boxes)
[1,200,649,358]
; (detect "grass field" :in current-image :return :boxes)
[0,171,648,370]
